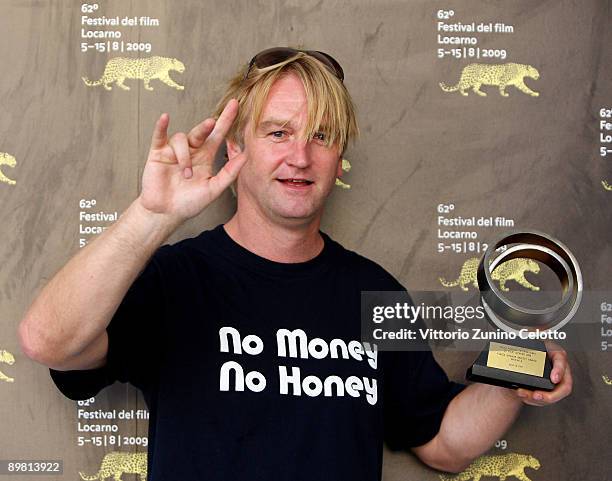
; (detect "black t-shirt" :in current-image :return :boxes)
[50,225,464,481]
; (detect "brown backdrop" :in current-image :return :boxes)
[0,1,610,480]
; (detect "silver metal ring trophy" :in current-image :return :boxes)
[466,231,582,391]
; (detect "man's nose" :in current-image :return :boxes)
[286,139,312,168]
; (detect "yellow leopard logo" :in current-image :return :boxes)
[0,153,17,185]
[336,158,352,189]
[83,56,185,91]
[440,257,540,292]
[603,375,612,385]
[440,63,540,97]
[0,349,15,383]
[602,180,612,191]
[439,453,541,481]
[79,451,147,481]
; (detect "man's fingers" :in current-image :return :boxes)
[149,103,237,180]
[548,362,573,402]
[521,382,571,405]
[150,113,169,150]
[545,341,568,384]
[516,388,547,406]
[549,349,568,384]
[207,151,248,198]
[516,360,573,406]
[205,99,239,153]
[168,133,192,179]
[188,118,216,149]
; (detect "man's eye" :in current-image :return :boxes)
[270,131,286,138]
[313,132,326,142]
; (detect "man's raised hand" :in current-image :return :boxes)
[138,99,246,223]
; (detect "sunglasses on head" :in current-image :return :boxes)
[243,47,344,82]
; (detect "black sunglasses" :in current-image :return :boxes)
[243,47,344,82]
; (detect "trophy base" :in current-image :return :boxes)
[466,339,554,392]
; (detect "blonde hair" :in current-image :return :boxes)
[213,51,359,154]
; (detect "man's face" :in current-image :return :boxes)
[228,73,343,225]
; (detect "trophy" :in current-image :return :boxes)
[466,231,582,391]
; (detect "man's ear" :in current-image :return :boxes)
[336,156,344,178]
[226,139,243,160]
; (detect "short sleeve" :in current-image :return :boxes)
[383,349,465,450]
[49,250,167,400]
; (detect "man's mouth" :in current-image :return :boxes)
[277,178,314,186]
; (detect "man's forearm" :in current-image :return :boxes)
[19,198,180,366]
[426,383,523,471]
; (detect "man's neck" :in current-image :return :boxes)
[224,210,324,264]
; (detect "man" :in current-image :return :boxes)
[19,48,572,481]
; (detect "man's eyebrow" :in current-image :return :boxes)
[257,118,296,130]
[257,119,330,134]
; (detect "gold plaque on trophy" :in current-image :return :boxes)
[486,342,546,377]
